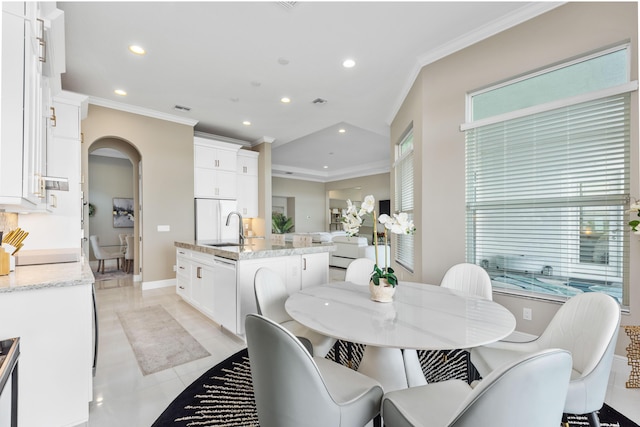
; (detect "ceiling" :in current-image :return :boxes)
[59,1,560,182]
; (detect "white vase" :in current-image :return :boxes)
[369,278,396,303]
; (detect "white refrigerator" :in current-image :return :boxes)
[194,198,239,241]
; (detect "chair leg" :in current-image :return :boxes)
[373,414,381,427]
[561,413,569,427]
[586,411,601,427]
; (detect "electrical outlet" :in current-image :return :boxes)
[172,265,176,272]
[523,307,532,321]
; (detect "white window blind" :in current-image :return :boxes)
[465,93,630,305]
[395,129,415,272]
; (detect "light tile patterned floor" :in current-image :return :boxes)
[81,268,640,426]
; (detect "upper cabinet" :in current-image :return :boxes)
[193,136,260,218]
[0,2,66,211]
[194,137,240,199]
[236,149,259,218]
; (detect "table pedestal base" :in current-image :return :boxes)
[358,346,408,392]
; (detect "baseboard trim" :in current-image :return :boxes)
[142,278,175,291]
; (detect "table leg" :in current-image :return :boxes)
[403,349,428,387]
[358,346,408,392]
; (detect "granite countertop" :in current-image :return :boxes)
[175,238,336,261]
[0,258,95,293]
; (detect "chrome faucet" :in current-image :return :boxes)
[226,211,244,245]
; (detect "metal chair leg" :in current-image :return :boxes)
[586,411,601,427]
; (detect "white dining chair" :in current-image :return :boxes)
[471,292,621,427]
[440,263,493,300]
[245,313,384,427]
[124,235,134,273]
[345,258,375,286]
[383,348,572,427]
[254,267,336,357]
[405,262,493,387]
[89,235,122,273]
[270,233,285,245]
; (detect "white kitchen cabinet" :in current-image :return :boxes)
[0,2,66,211]
[0,282,93,427]
[176,248,192,300]
[301,252,329,289]
[191,253,216,318]
[194,137,240,199]
[236,149,259,218]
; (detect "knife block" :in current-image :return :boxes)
[0,248,9,276]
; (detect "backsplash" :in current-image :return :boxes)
[0,213,19,236]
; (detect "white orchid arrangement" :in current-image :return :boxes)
[342,195,416,287]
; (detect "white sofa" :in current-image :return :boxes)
[330,236,390,268]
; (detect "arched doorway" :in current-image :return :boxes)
[87,137,142,280]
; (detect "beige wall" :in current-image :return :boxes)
[88,155,134,257]
[81,105,194,283]
[272,177,326,232]
[391,2,638,354]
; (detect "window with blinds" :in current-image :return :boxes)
[464,44,635,306]
[395,128,415,272]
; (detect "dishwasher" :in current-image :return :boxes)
[212,257,237,333]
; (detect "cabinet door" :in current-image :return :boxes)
[192,261,216,318]
[301,252,330,289]
[0,7,27,201]
[194,168,237,199]
[194,145,237,172]
[237,173,258,217]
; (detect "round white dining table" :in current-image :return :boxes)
[285,281,516,392]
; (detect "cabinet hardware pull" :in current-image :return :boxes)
[303,258,307,270]
[36,18,44,41]
[50,107,56,127]
[179,266,185,270]
[179,286,184,290]
[197,266,202,279]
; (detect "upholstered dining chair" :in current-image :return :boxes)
[404,262,493,387]
[254,267,336,357]
[270,233,285,245]
[89,235,122,273]
[471,292,621,427]
[245,313,384,427]
[124,235,134,273]
[383,348,572,427]
[345,258,375,285]
[440,263,493,300]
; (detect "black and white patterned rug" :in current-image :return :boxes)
[152,341,638,427]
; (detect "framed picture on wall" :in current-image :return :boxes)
[113,198,134,228]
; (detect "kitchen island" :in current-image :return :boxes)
[0,260,94,427]
[175,239,335,336]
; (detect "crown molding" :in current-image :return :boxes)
[386,2,565,125]
[272,159,390,183]
[89,96,199,127]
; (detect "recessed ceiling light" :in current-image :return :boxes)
[242,121,251,126]
[128,45,146,55]
[277,57,290,65]
[114,89,127,96]
[342,59,356,68]
[280,97,291,103]
[338,128,346,133]
[323,165,329,169]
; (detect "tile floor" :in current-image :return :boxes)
[83,268,640,426]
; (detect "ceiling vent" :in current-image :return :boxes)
[173,105,191,112]
[312,98,327,105]
[277,2,297,9]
